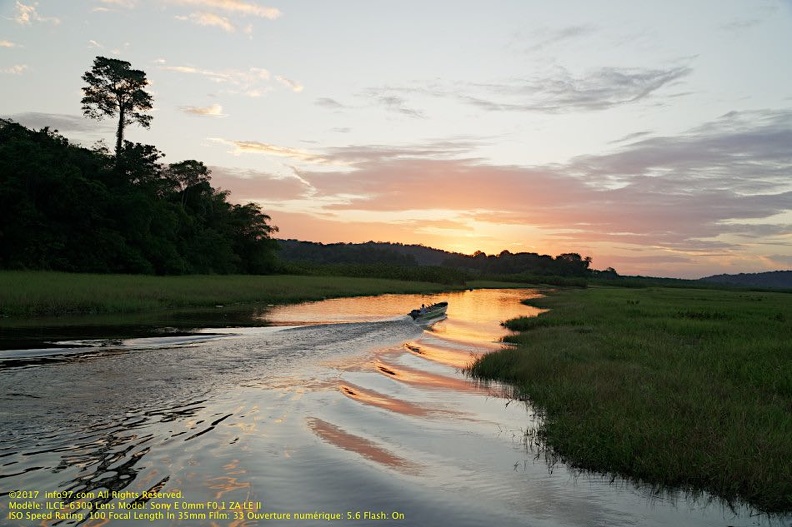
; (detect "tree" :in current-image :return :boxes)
[165,160,211,207]
[81,56,153,160]
[555,253,592,277]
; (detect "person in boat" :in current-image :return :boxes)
[420,304,426,315]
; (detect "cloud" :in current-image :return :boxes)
[3,112,113,134]
[0,40,20,48]
[95,0,136,9]
[162,62,305,97]
[13,1,60,25]
[160,64,271,96]
[210,138,332,164]
[168,0,281,19]
[1,64,28,75]
[460,64,693,113]
[276,75,304,93]
[180,103,226,117]
[209,166,315,201]
[364,63,692,116]
[514,24,598,53]
[608,130,653,144]
[176,11,235,31]
[213,110,791,264]
[315,97,348,110]
[362,89,426,118]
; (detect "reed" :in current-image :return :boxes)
[468,286,792,514]
[0,271,454,317]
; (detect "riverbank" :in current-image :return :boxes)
[467,286,792,514]
[0,271,458,318]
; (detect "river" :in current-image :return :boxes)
[0,289,786,526]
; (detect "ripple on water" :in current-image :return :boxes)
[0,289,788,527]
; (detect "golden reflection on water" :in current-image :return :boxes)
[338,382,452,417]
[373,359,486,392]
[4,288,543,527]
[207,471,252,501]
[400,341,478,369]
[306,418,421,475]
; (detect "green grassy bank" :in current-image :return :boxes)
[468,286,792,514]
[0,271,456,318]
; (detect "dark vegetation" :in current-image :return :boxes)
[0,118,278,274]
[278,239,606,285]
[1,56,280,275]
[700,270,792,290]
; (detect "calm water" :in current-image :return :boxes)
[0,289,787,526]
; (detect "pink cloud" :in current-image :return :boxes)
[211,109,791,276]
[210,166,313,201]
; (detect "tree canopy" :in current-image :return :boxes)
[81,56,153,159]
[0,119,278,274]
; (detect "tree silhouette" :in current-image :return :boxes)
[81,56,153,160]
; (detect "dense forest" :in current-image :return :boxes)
[1,56,279,274]
[0,118,279,274]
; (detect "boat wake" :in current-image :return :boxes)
[1,290,777,527]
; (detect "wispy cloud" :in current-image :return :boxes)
[210,138,331,164]
[362,63,692,117]
[362,89,426,118]
[512,24,598,54]
[176,11,235,32]
[460,64,693,113]
[168,0,281,20]
[315,97,348,110]
[4,112,114,134]
[0,40,20,48]
[161,62,301,96]
[95,0,136,9]
[160,63,271,96]
[1,64,28,75]
[12,1,60,25]
[180,103,226,117]
[276,75,304,93]
[210,166,316,201]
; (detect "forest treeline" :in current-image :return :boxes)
[277,239,615,282]
[0,118,279,274]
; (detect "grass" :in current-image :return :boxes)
[0,271,458,318]
[467,285,792,514]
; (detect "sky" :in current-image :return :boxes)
[2,0,791,278]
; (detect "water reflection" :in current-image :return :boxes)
[306,418,422,475]
[0,289,788,527]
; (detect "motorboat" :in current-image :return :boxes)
[409,301,448,323]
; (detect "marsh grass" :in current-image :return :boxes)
[0,271,455,318]
[468,286,792,514]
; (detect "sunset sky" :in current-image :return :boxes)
[2,1,791,278]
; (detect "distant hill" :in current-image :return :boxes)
[276,239,600,278]
[699,270,792,290]
[276,240,457,266]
